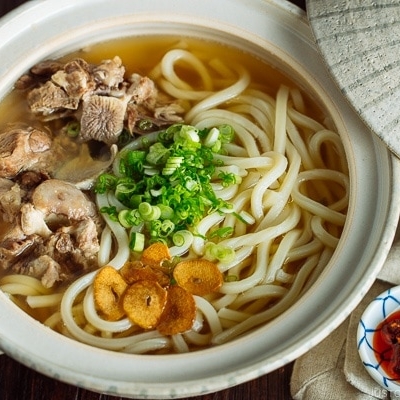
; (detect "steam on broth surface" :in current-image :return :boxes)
[0,36,349,354]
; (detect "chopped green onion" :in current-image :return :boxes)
[118,209,134,228]
[158,204,174,219]
[218,124,235,143]
[238,210,256,225]
[203,127,220,147]
[167,156,184,165]
[150,188,163,197]
[118,209,141,228]
[233,210,256,225]
[143,166,159,176]
[169,230,194,257]
[219,204,235,214]
[149,219,175,238]
[172,230,193,247]
[95,174,118,194]
[162,155,184,175]
[184,177,198,191]
[115,181,136,202]
[215,165,242,187]
[208,226,234,239]
[99,206,119,221]
[174,125,200,143]
[146,142,169,165]
[96,123,240,244]
[162,167,175,176]
[204,242,235,263]
[210,140,222,153]
[129,194,143,209]
[127,150,146,163]
[138,202,161,221]
[159,220,175,237]
[130,232,145,252]
[66,121,80,137]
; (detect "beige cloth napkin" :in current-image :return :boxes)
[290,233,400,399]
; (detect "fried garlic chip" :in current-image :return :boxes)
[157,285,196,336]
[173,259,223,296]
[119,260,143,282]
[140,242,171,269]
[120,262,170,287]
[93,265,128,321]
[122,280,167,329]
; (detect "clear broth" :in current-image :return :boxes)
[0,35,343,343]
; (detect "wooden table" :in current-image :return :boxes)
[0,1,305,399]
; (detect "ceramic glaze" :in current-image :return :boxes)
[358,286,400,392]
[0,0,399,398]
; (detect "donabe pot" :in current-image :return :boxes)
[0,0,398,398]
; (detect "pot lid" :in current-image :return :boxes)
[306,0,400,157]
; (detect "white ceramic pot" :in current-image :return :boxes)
[0,0,399,398]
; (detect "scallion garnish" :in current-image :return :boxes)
[95,123,238,247]
[204,242,236,263]
[66,121,80,137]
[130,232,145,252]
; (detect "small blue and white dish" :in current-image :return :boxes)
[358,285,400,391]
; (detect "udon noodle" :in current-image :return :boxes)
[0,38,349,354]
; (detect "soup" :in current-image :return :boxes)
[0,36,349,354]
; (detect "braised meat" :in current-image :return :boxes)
[0,55,184,287]
[0,125,52,179]
[20,56,183,143]
[1,179,102,288]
